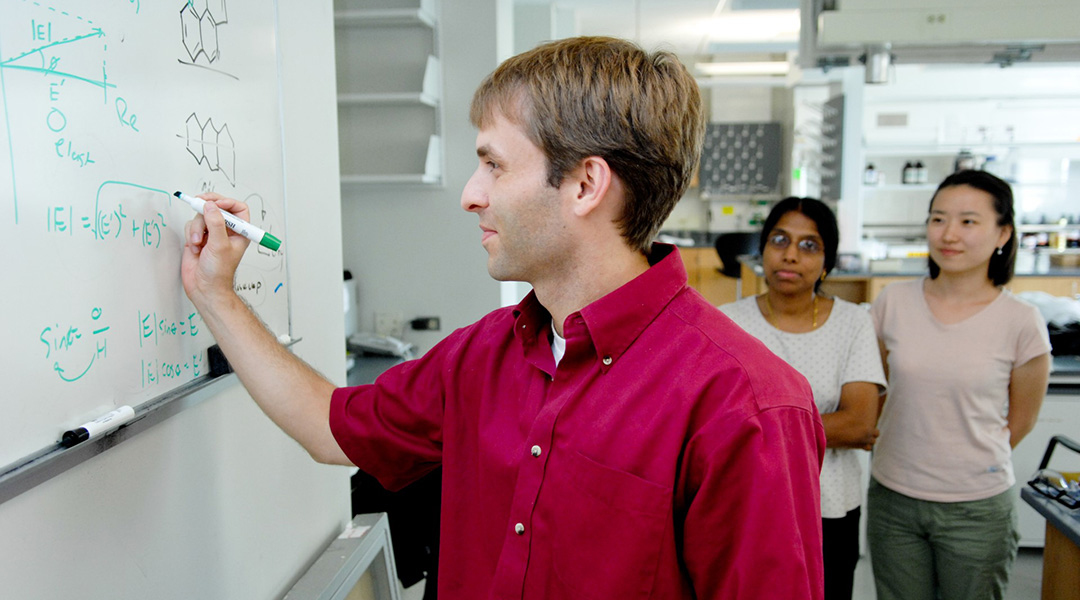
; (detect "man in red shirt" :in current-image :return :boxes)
[182,37,825,599]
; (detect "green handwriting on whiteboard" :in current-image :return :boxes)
[47,203,167,248]
[138,310,201,348]
[42,181,173,246]
[38,306,207,386]
[142,353,205,388]
[95,182,172,245]
[0,7,121,224]
[115,97,139,131]
[40,306,109,383]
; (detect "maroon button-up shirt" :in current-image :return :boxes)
[331,244,825,599]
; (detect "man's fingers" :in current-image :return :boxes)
[203,202,233,247]
[199,193,250,222]
[185,214,206,246]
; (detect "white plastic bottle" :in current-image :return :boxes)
[863,163,879,185]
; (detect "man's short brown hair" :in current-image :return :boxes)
[470,36,704,252]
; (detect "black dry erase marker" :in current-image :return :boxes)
[61,405,135,448]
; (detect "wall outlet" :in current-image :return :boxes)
[410,316,441,331]
[374,311,404,336]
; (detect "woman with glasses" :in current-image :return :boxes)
[867,170,1051,600]
[721,196,886,600]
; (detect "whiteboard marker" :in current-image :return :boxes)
[174,191,282,251]
[60,405,135,448]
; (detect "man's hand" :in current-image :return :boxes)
[181,192,251,307]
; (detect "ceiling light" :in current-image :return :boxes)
[704,10,800,43]
[696,61,791,76]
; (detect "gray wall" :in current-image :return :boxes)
[341,0,512,353]
[0,2,352,598]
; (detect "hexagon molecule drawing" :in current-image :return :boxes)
[184,113,236,184]
[180,0,229,64]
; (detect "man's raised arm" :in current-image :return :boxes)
[181,192,350,465]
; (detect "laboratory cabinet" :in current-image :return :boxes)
[1008,276,1080,298]
[865,275,1080,304]
[857,67,1080,247]
[736,268,1079,305]
[861,142,1080,242]
[334,0,443,186]
[1014,381,1080,547]
[679,247,739,306]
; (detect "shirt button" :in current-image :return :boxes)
[515,523,525,535]
[602,356,613,365]
[531,445,542,457]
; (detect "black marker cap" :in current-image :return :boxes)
[60,428,89,448]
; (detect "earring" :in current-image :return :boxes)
[996,247,1003,256]
[820,271,827,281]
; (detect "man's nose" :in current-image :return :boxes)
[461,169,487,213]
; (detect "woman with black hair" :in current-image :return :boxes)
[721,196,886,600]
[868,170,1052,600]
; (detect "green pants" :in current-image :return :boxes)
[867,477,1019,600]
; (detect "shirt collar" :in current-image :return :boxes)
[512,243,688,373]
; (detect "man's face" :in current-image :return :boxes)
[461,111,569,283]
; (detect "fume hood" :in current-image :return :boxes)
[799,0,1080,71]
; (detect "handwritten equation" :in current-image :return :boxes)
[46,203,166,247]
[141,353,205,388]
[39,306,110,383]
[2,0,285,423]
[39,305,207,389]
[138,309,201,348]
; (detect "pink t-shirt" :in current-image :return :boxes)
[870,278,1050,502]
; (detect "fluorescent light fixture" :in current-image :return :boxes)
[696,61,790,76]
[703,9,800,43]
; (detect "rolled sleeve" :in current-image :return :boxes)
[330,356,445,492]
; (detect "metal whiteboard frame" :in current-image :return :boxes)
[0,329,303,507]
[0,371,237,507]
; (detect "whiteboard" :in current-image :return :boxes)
[0,0,289,469]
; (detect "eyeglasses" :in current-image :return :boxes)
[767,233,823,255]
[1028,469,1080,509]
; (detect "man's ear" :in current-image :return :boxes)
[568,155,613,218]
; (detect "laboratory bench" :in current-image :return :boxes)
[737,259,1080,305]
[1020,429,1080,600]
[346,353,404,387]
[662,233,1080,306]
[1022,486,1080,600]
